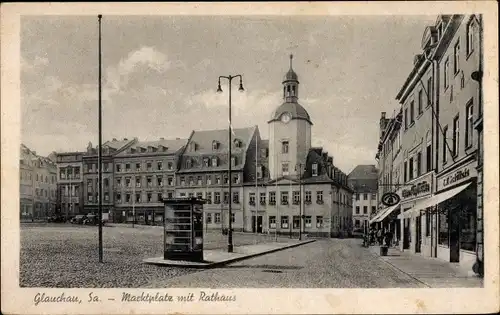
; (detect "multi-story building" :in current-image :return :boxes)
[20,144,57,220]
[348,165,378,232]
[432,14,482,272]
[173,55,353,237]
[82,138,136,217]
[113,138,186,224]
[20,144,36,221]
[374,14,482,274]
[176,127,254,231]
[56,151,84,218]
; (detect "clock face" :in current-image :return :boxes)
[281,112,292,123]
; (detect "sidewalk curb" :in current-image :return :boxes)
[367,246,431,288]
[145,239,316,269]
[210,239,316,269]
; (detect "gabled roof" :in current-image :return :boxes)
[184,126,256,156]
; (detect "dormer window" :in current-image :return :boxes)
[312,163,318,176]
[130,148,136,154]
[212,141,219,151]
[186,159,192,168]
[212,157,218,167]
[190,142,197,152]
[257,165,263,179]
[147,146,153,152]
[234,139,242,148]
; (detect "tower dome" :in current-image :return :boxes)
[268,54,311,125]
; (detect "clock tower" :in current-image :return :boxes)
[268,54,312,180]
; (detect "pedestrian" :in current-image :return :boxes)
[384,229,393,247]
[377,229,383,245]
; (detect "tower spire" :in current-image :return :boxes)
[289,54,293,69]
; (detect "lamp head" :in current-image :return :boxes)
[238,79,244,92]
[217,81,223,93]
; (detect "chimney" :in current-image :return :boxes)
[381,112,386,119]
[112,138,117,141]
[124,138,128,141]
[160,137,165,140]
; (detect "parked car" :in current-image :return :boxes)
[71,215,87,224]
[47,215,66,223]
[83,214,106,226]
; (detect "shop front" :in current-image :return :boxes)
[397,172,434,256]
[434,160,478,271]
[400,158,478,271]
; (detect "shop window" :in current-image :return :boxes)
[438,209,449,247]
[425,209,431,237]
[460,203,477,252]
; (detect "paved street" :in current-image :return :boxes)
[20,223,292,288]
[21,224,481,288]
[147,238,429,288]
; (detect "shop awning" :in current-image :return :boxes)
[406,182,471,217]
[369,203,400,224]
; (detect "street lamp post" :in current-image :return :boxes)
[217,74,244,253]
[97,14,103,263]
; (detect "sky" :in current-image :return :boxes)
[20,14,438,173]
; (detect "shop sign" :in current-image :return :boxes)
[437,162,477,192]
[401,173,433,201]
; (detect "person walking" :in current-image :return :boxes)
[384,229,393,247]
[377,228,383,245]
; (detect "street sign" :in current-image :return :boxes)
[381,192,400,207]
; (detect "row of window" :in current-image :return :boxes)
[248,191,324,205]
[269,215,323,229]
[114,176,175,189]
[35,188,56,198]
[355,206,377,215]
[403,143,433,182]
[20,171,56,184]
[404,76,433,130]
[83,161,175,173]
[59,166,81,179]
[115,161,174,173]
[179,174,241,186]
[354,193,377,201]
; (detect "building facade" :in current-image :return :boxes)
[113,138,186,224]
[348,165,378,232]
[374,14,483,275]
[20,144,57,220]
[56,152,84,218]
[82,138,136,217]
